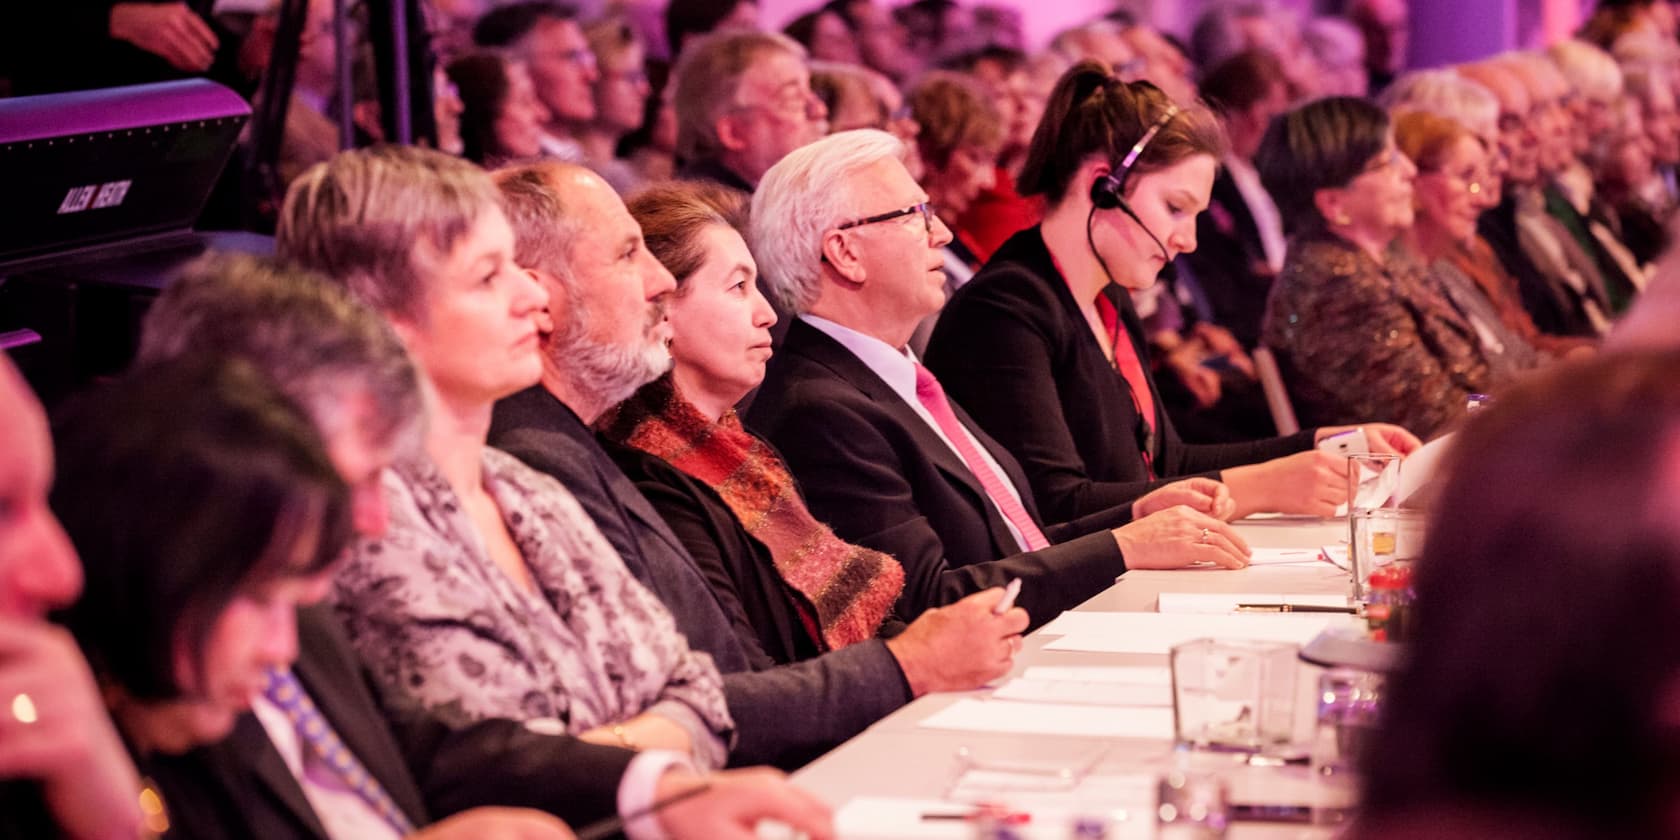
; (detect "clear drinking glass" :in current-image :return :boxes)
[1170,639,1298,754]
[1309,668,1384,824]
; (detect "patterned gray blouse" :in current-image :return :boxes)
[331,448,732,770]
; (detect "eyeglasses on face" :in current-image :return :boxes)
[835,202,938,232]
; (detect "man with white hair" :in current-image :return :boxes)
[486,161,1025,768]
[744,130,1251,625]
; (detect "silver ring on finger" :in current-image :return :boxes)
[1199,527,1211,544]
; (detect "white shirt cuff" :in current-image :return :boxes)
[619,749,695,840]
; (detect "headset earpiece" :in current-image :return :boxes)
[1089,172,1123,210]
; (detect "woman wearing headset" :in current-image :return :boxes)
[923,61,1419,524]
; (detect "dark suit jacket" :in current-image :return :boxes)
[1478,199,1600,338]
[1185,169,1275,349]
[925,227,1315,525]
[745,319,1134,630]
[488,386,911,770]
[142,606,635,839]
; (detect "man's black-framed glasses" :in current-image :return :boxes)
[836,202,937,231]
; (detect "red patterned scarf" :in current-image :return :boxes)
[599,375,904,649]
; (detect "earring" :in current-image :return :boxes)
[1334,213,1352,226]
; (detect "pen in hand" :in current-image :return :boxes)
[573,780,712,840]
[993,578,1022,615]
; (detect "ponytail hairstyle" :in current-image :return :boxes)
[1017,60,1226,207]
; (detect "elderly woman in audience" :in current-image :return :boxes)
[1592,97,1673,265]
[279,146,734,770]
[1358,351,1680,839]
[447,51,549,167]
[1394,110,1550,380]
[0,356,149,840]
[1256,96,1498,439]
[925,63,1418,524]
[579,17,653,193]
[1384,82,1595,358]
[600,180,1027,662]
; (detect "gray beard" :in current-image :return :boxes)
[549,322,671,411]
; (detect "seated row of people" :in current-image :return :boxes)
[2,57,1428,838]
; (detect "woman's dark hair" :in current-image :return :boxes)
[448,51,516,165]
[52,358,352,702]
[1253,95,1390,234]
[1017,60,1225,205]
[1359,350,1680,835]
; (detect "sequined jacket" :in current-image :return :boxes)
[1261,232,1495,439]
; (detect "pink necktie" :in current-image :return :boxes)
[913,364,1051,551]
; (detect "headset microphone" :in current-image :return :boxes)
[1088,102,1181,282]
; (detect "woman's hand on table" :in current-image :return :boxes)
[1132,477,1236,521]
[1111,506,1251,570]
[1222,450,1349,518]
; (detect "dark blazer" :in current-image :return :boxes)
[1478,199,1600,338]
[605,443,826,667]
[745,318,1134,630]
[142,606,635,839]
[1185,169,1275,349]
[925,227,1315,525]
[488,386,911,769]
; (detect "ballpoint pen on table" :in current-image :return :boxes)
[1234,603,1357,614]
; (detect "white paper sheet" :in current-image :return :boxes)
[919,698,1177,739]
[1036,611,1144,636]
[1156,592,1351,614]
[1245,547,1329,566]
[833,795,1150,840]
[992,677,1173,707]
[1020,666,1172,685]
[1039,612,1336,654]
[1398,431,1454,505]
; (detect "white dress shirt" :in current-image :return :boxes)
[801,314,1035,553]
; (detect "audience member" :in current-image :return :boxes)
[135,251,833,834]
[903,70,1003,353]
[745,129,1258,628]
[8,0,222,95]
[275,0,348,190]
[0,355,147,840]
[580,17,654,193]
[473,1,598,161]
[447,51,549,166]
[1581,0,1678,49]
[1357,350,1680,839]
[947,45,1050,262]
[784,8,861,65]
[929,65,1416,523]
[1508,51,1644,313]
[1385,74,1597,357]
[673,30,829,192]
[823,0,918,83]
[1346,0,1409,93]
[1190,49,1293,349]
[1303,16,1369,98]
[280,146,733,770]
[1394,110,1549,379]
[484,162,1011,768]
[1462,59,1613,336]
[601,178,1027,682]
[1257,96,1497,438]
